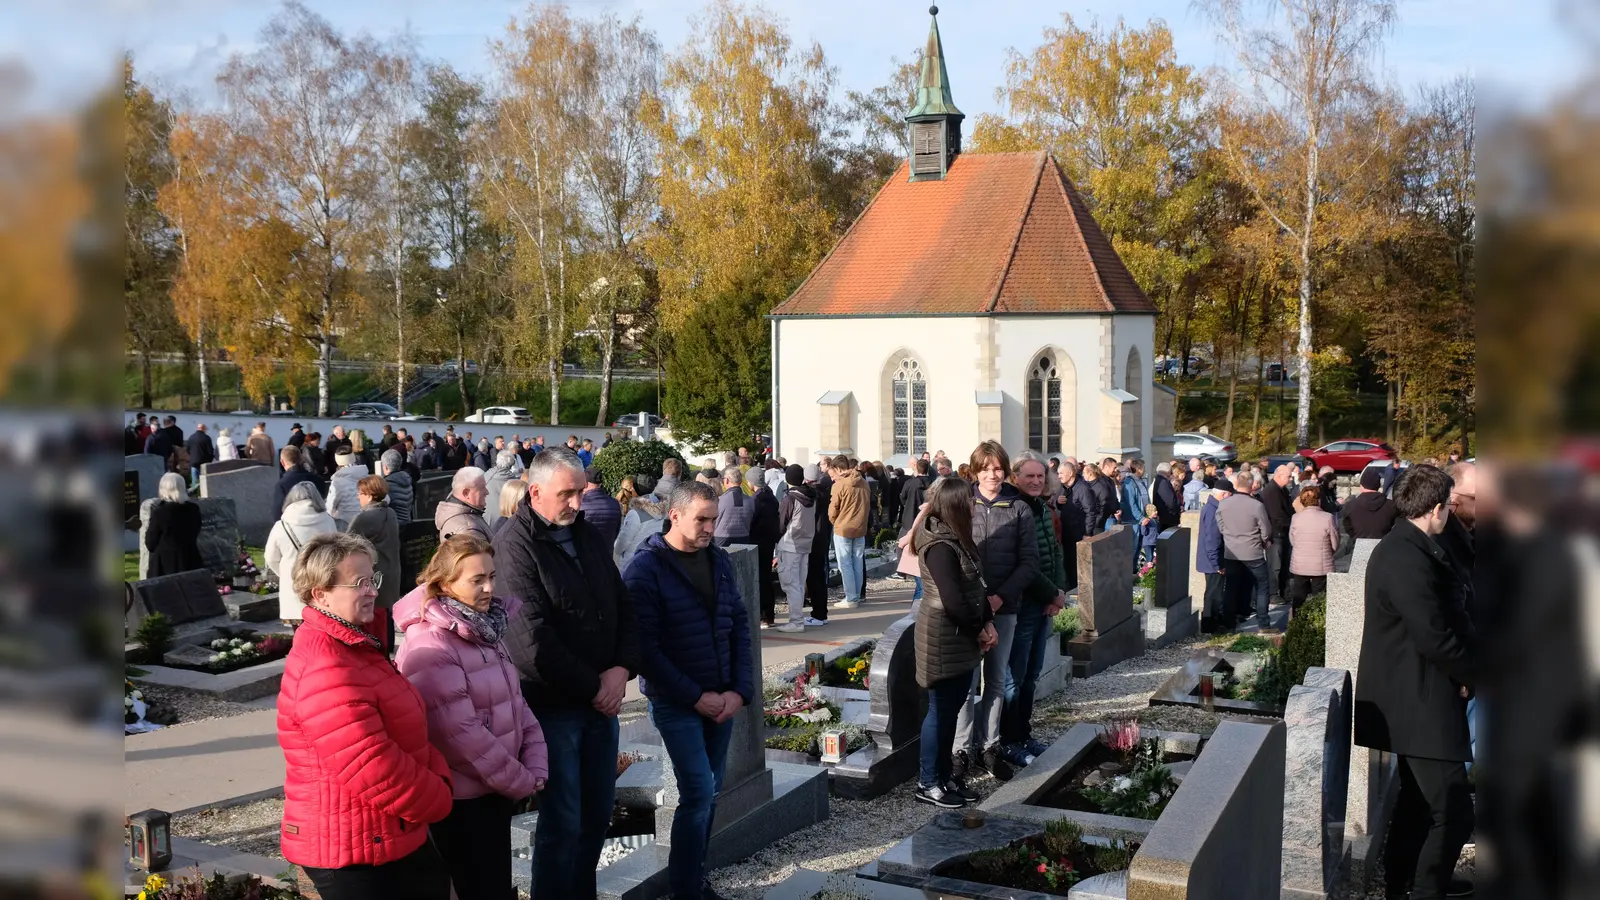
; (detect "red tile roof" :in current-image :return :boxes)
[771,151,1157,317]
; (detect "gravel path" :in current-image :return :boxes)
[133,684,261,728]
[173,798,286,861]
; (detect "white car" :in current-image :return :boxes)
[465,406,534,425]
[394,414,438,422]
[1166,432,1237,462]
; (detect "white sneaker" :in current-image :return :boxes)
[776,622,805,633]
[803,617,828,627]
[832,599,861,609]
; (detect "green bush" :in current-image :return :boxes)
[1227,634,1272,653]
[872,527,897,549]
[1279,594,1327,689]
[134,613,174,660]
[590,439,686,495]
[1052,605,1080,638]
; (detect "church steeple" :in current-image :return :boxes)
[906,5,964,182]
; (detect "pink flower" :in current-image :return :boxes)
[1037,863,1048,874]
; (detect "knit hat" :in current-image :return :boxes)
[335,451,355,467]
[785,463,805,487]
[746,466,766,488]
[1359,466,1383,491]
[803,463,822,483]
[586,467,603,485]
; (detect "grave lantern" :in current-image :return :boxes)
[819,729,846,764]
[804,653,825,681]
[127,809,172,872]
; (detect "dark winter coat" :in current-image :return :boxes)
[623,534,754,708]
[273,467,322,522]
[1197,495,1224,574]
[1153,476,1182,529]
[912,516,991,688]
[348,503,402,609]
[1020,493,1067,605]
[184,430,215,469]
[714,485,754,544]
[971,483,1038,616]
[749,485,781,548]
[898,474,930,536]
[1343,492,1400,540]
[579,487,622,548]
[385,470,414,525]
[1067,478,1099,543]
[492,498,640,712]
[1354,518,1476,761]
[1089,476,1120,533]
[1260,480,1295,534]
[144,500,203,577]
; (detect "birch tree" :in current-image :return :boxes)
[1204,0,1397,447]
[366,47,420,413]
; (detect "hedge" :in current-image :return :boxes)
[590,439,686,495]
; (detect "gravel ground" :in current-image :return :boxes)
[173,798,286,861]
[132,684,261,727]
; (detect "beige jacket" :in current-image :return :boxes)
[828,469,871,539]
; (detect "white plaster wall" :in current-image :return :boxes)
[1114,315,1156,461]
[992,315,1118,460]
[773,317,981,464]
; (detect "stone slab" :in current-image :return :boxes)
[1282,668,1353,900]
[1078,526,1136,637]
[128,658,287,703]
[1128,720,1285,900]
[162,643,218,667]
[1074,871,1130,900]
[127,569,228,630]
[201,464,278,546]
[1153,526,1190,609]
[1066,609,1145,678]
[224,592,279,623]
[1144,601,1198,650]
[124,708,284,815]
[125,454,165,526]
[1147,650,1286,718]
[763,869,944,900]
[598,761,829,900]
[615,757,665,809]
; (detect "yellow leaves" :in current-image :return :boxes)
[646,0,836,329]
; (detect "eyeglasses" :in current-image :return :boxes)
[330,573,383,593]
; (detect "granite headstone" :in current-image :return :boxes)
[831,612,923,799]
[1065,525,1146,676]
[1181,509,1206,617]
[1324,538,1395,890]
[125,455,166,523]
[414,473,455,523]
[397,520,441,588]
[1154,526,1191,609]
[1282,667,1353,900]
[200,462,278,546]
[201,459,266,476]
[127,570,228,632]
[138,498,239,580]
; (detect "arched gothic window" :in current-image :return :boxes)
[1028,355,1062,454]
[892,358,928,455]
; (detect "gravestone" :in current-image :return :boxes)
[1282,667,1353,900]
[397,520,441,588]
[414,473,455,522]
[201,459,265,476]
[126,570,228,633]
[1146,525,1199,648]
[831,611,923,799]
[1181,509,1207,619]
[125,455,164,521]
[1065,525,1145,676]
[200,462,278,546]
[1128,720,1286,900]
[1324,539,1395,891]
[138,498,239,581]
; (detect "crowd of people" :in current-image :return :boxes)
[131,406,1479,900]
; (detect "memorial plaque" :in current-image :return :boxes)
[127,570,228,629]
[124,471,140,526]
[414,473,455,522]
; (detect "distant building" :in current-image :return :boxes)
[769,6,1171,465]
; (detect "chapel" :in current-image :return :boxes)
[768,5,1175,467]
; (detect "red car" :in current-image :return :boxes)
[1300,439,1397,473]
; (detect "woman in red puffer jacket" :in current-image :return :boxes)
[276,532,454,900]
[396,534,548,900]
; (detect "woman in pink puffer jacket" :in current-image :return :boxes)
[396,534,547,900]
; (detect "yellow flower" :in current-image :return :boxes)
[145,873,166,892]
[137,893,146,900]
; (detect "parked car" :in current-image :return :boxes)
[613,413,663,429]
[1300,439,1397,473]
[338,402,400,419]
[1264,454,1312,473]
[1166,432,1237,463]
[394,414,438,422]
[439,359,479,374]
[464,406,534,425]
[1264,363,1299,385]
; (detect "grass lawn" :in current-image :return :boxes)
[125,547,264,583]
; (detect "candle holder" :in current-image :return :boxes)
[126,809,172,872]
[804,652,825,681]
[962,809,986,829]
[1198,671,1216,710]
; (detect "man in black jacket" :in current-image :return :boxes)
[1152,461,1182,530]
[184,423,215,483]
[805,464,833,623]
[493,448,639,900]
[272,446,321,522]
[1260,464,1296,602]
[1345,465,1401,540]
[898,459,932,536]
[1353,465,1475,900]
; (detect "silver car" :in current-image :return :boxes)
[1167,432,1237,463]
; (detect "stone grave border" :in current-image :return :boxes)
[1147,648,1288,718]
[979,721,1206,844]
[128,656,288,703]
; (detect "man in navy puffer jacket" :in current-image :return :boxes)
[623,482,753,900]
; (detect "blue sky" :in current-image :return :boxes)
[1,0,1586,115]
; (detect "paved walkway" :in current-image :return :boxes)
[126,582,919,815]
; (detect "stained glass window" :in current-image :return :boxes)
[1029,356,1061,454]
[893,359,926,456]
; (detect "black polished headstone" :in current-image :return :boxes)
[201,459,267,476]
[832,611,924,799]
[127,570,227,630]
[398,519,441,588]
[414,473,455,522]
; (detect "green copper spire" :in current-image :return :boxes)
[907,5,963,121]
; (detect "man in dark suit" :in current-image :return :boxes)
[272,445,321,522]
[1353,464,1475,900]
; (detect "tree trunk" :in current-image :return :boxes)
[1295,137,1319,450]
[549,360,562,426]
[317,325,332,418]
[196,326,211,413]
[1275,342,1286,451]
[596,308,617,427]
[1224,342,1239,440]
[1251,349,1264,446]
[141,350,153,410]
[1386,380,1396,445]
[456,332,470,416]
[394,255,406,415]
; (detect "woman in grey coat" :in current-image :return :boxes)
[348,474,401,649]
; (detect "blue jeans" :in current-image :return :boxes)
[833,534,865,601]
[911,575,923,601]
[650,699,735,900]
[533,707,618,900]
[1002,605,1052,746]
[919,673,972,788]
[1465,696,1479,774]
